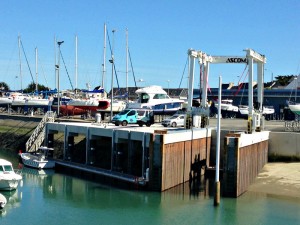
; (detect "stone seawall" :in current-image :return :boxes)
[0,114,41,152]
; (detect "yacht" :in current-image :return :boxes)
[12,95,50,108]
[288,101,300,116]
[20,146,55,169]
[65,87,126,114]
[238,105,275,118]
[0,159,22,191]
[214,99,239,118]
[126,85,184,114]
[0,92,25,107]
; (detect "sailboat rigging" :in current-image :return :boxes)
[19,36,35,86]
[288,75,300,115]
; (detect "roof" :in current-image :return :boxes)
[0,159,12,166]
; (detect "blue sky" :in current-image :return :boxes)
[0,0,299,92]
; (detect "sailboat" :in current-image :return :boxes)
[58,24,127,117]
[288,76,300,115]
[288,103,300,115]
[66,87,111,111]
[10,38,51,111]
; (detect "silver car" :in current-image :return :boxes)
[161,114,186,127]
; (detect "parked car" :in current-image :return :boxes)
[111,109,154,127]
[161,114,186,127]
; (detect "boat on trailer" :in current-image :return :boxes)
[238,104,275,118]
[126,85,185,115]
[214,99,239,118]
[20,146,55,169]
[288,101,300,116]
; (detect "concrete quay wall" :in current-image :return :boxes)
[269,132,300,159]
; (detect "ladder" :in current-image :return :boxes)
[25,111,56,152]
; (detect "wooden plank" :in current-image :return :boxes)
[161,136,211,191]
[225,137,269,197]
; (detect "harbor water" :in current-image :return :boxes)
[0,151,300,225]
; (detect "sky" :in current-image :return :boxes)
[0,0,299,92]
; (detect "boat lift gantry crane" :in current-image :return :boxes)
[187,48,266,133]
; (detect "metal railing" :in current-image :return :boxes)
[285,120,300,132]
[25,111,56,152]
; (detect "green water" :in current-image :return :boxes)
[0,151,299,225]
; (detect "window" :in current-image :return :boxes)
[137,110,145,116]
[127,110,136,116]
[4,165,13,172]
[119,109,131,115]
[153,94,169,99]
[140,93,150,103]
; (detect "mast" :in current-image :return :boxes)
[18,35,22,90]
[102,23,106,89]
[54,35,57,89]
[75,35,78,90]
[35,47,38,92]
[126,28,129,102]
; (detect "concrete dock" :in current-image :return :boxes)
[248,162,300,198]
[0,114,299,196]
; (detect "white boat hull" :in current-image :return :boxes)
[21,153,55,169]
[127,85,184,115]
[263,106,275,115]
[238,105,275,117]
[96,100,127,113]
[0,97,13,106]
[0,179,20,191]
[12,99,50,107]
[289,103,300,116]
[0,159,22,191]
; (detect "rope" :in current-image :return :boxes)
[238,70,249,105]
[59,49,74,90]
[178,56,188,88]
[38,58,49,88]
[128,49,137,89]
[106,28,120,92]
[288,77,298,103]
[233,64,248,97]
[20,40,35,85]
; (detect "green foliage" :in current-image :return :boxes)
[0,82,10,91]
[274,75,296,86]
[23,82,50,93]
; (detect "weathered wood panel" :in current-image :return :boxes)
[224,134,268,197]
[162,142,184,190]
[160,136,211,191]
[184,140,192,184]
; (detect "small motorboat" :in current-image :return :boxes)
[20,146,55,169]
[0,159,22,191]
[0,193,7,209]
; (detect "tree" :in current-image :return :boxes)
[0,82,10,91]
[23,82,50,93]
[274,75,295,86]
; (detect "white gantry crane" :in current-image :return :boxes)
[187,48,266,133]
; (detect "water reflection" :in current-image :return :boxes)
[0,189,22,217]
[1,150,300,225]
